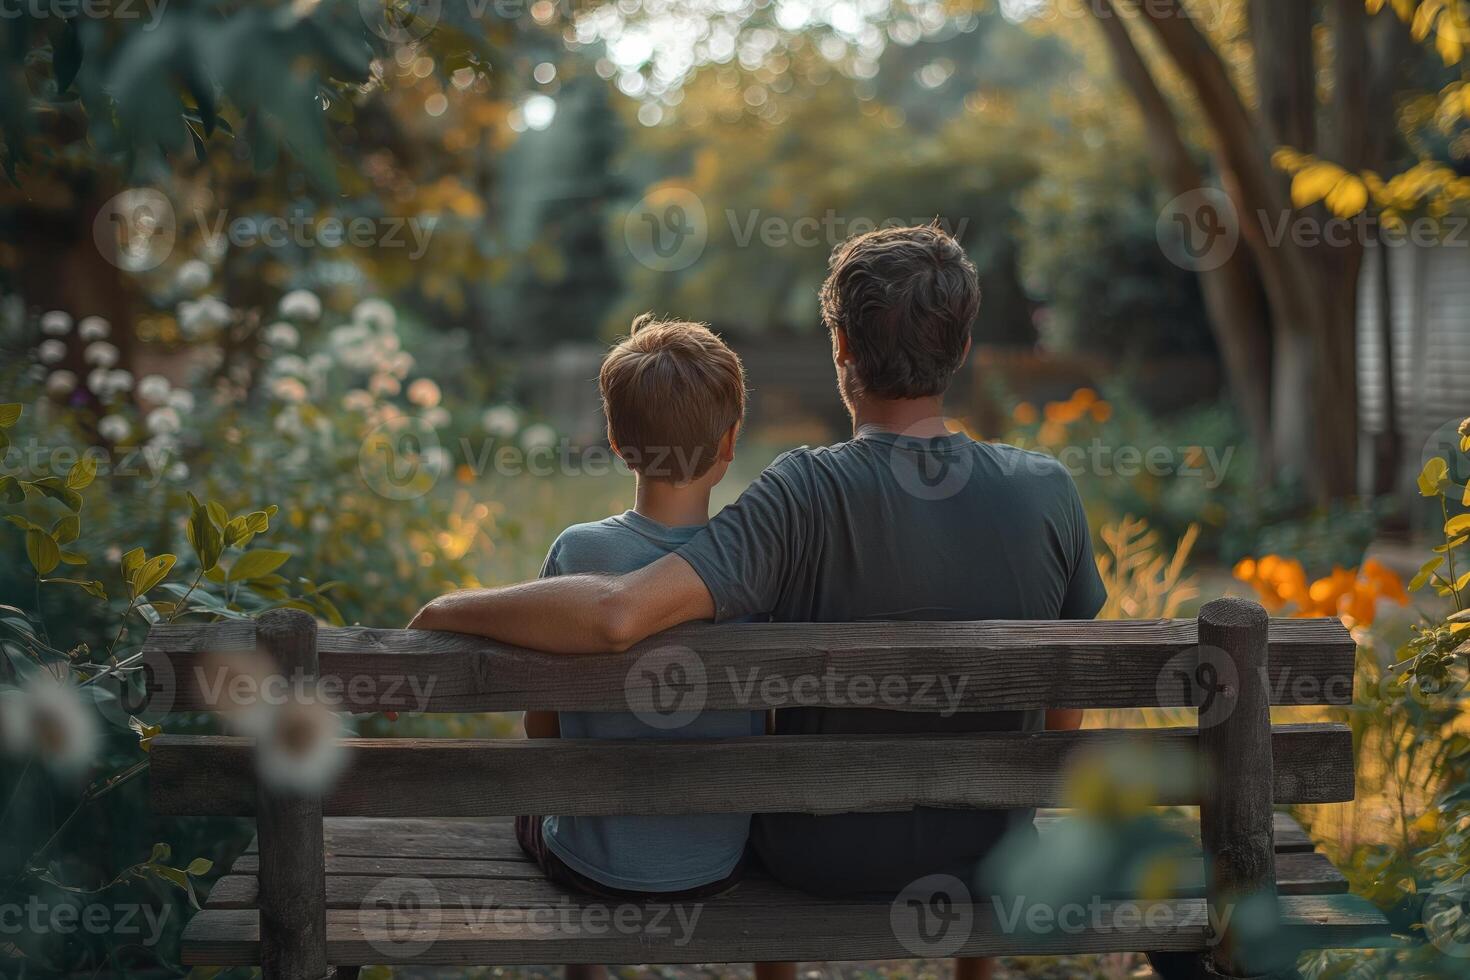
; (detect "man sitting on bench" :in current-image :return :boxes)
[411,223,1107,980]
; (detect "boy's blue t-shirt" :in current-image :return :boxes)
[538,509,764,892]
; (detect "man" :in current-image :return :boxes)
[411,223,1107,980]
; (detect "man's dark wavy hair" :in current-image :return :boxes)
[818,222,980,400]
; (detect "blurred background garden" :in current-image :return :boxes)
[1,0,1469,975]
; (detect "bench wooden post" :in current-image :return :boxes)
[255,609,329,980]
[1197,597,1284,978]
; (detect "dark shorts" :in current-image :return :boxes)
[514,815,747,901]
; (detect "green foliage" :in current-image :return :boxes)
[1300,421,1470,977]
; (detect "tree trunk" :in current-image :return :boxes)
[1132,0,1361,503]
[1084,0,1275,478]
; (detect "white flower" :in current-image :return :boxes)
[77,316,111,341]
[166,389,195,414]
[520,423,557,451]
[341,389,374,413]
[178,297,232,337]
[274,407,304,438]
[98,414,131,440]
[87,367,112,394]
[175,259,212,293]
[482,405,520,436]
[84,341,119,368]
[353,298,396,332]
[146,406,181,436]
[279,289,322,322]
[270,354,309,379]
[263,321,300,349]
[138,374,172,402]
[41,311,72,336]
[425,406,450,428]
[271,377,309,403]
[0,676,99,776]
[256,700,347,795]
[423,445,451,475]
[406,378,441,408]
[108,369,133,393]
[166,461,190,481]
[46,370,77,397]
[37,339,67,364]
[369,373,400,397]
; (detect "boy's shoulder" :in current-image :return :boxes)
[543,514,686,577]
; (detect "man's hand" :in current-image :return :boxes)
[406,552,715,654]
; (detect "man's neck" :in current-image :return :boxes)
[850,395,951,438]
[633,477,712,528]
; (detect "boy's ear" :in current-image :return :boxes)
[719,424,738,462]
[960,334,973,364]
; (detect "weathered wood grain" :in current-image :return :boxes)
[178,893,1393,966]
[151,724,1354,817]
[253,609,328,980]
[234,813,1318,859]
[204,849,1347,912]
[1197,598,1282,977]
[139,617,1356,713]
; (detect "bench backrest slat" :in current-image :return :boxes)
[149,723,1353,817]
[139,618,1355,714]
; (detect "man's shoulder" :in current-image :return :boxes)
[976,441,1073,481]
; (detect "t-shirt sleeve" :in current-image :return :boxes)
[1059,476,1107,620]
[676,455,808,623]
[538,538,563,580]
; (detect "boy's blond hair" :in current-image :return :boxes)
[599,314,746,482]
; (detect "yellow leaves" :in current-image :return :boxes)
[1373,0,1469,63]
[1276,151,1373,218]
[1326,174,1370,217]
[1290,162,1350,208]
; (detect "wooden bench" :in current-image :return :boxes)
[142,598,1393,979]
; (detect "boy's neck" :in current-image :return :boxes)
[850,394,951,438]
[633,477,712,528]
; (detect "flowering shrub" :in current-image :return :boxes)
[0,280,539,971]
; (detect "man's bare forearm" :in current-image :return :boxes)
[407,553,716,654]
[408,574,632,653]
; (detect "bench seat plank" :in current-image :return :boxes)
[205,848,1350,911]
[141,617,1355,713]
[180,893,1392,966]
[236,811,1317,859]
[152,725,1355,817]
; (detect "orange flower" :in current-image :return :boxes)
[1013,402,1038,425]
[1090,401,1113,423]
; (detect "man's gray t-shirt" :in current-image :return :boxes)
[540,510,764,892]
[677,429,1107,896]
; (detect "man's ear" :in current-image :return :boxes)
[832,328,851,365]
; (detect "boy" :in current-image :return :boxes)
[513,314,765,910]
